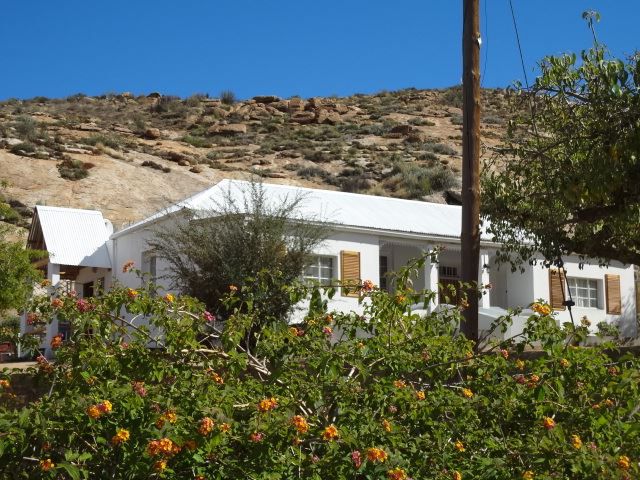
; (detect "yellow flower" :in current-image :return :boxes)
[209,371,224,384]
[322,424,339,441]
[393,380,406,389]
[0,379,9,389]
[415,390,426,400]
[111,428,130,446]
[387,467,408,480]
[515,359,525,370]
[126,288,138,298]
[382,419,392,432]
[219,423,231,433]
[570,435,582,449]
[462,388,474,398]
[454,440,465,452]
[452,471,462,480]
[559,358,570,368]
[617,455,630,470]
[532,302,552,316]
[164,293,175,303]
[258,397,278,413]
[153,459,167,472]
[40,459,55,471]
[366,447,388,463]
[522,471,534,480]
[98,400,112,414]
[542,417,556,430]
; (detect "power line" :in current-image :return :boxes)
[508,0,530,90]
[481,0,489,85]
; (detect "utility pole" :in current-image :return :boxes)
[460,0,481,345]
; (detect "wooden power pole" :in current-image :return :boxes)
[460,0,481,345]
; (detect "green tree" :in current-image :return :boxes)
[148,181,327,324]
[482,16,640,267]
[0,182,42,316]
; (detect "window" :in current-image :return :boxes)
[439,266,458,278]
[304,256,334,284]
[379,256,389,291]
[141,251,157,282]
[567,278,598,308]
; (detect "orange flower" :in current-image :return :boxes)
[542,417,556,430]
[229,285,238,293]
[147,438,177,456]
[617,456,630,470]
[322,424,339,441]
[111,428,130,446]
[559,358,570,368]
[289,326,303,337]
[207,370,224,384]
[452,471,462,480]
[87,405,101,419]
[219,423,231,433]
[500,349,509,360]
[98,400,112,414]
[164,293,175,303]
[51,298,63,309]
[122,260,135,273]
[291,415,309,434]
[522,471,534,480]
[462,388,474,398]
[415,390,426,400]
[361,279,375,292]
[164,410,177,424]
[454,440,465,452]
[387,468,408,480]
[153,459,167,472]
[50,335,63,349]
[0,379,9,389]
[198,417,215,436]
[366,447,388,463]
[570,435,582,449]
[258,397,278,413]
[40,458,55,471]
[195,476,205,480]
[126,288,138,299]
[322,326,333,336]
[393,380,406,389]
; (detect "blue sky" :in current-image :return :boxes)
[1,1,637,100]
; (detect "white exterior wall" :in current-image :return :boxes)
[531,257,637,336]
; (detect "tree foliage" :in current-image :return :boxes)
[482,20,640,267]
[0,255,638,479]
[148,181,327,324]
[0,181,42,316]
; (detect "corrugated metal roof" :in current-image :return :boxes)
[113,179,491,241]
[34,206,112,268]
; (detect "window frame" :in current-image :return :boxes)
[567,277,599,309]
[303,255,335,285]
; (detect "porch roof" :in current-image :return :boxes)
[27,206,112,268]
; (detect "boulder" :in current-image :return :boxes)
[147,92,162,98]
[334,103,349,114]
[291,111,316,124]
[270,101,290,113]
[288,98,305,113]
[252,95,281,104]
[316,109,342,125]
[306,97,323,110]
[77,123,101,132]
[208,123,247,135]
[144,128,161,140]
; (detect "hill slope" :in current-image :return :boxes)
[0,87,510,231]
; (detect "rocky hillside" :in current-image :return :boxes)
[0,87,511,232]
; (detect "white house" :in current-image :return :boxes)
[25,179,637,356]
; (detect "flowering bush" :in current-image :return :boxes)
[0,254,638,478]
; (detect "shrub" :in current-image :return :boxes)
[57,159,90,180]
[13,116,40,142]
[220,90,236,105]
[182,135,212,148]
[424,142,457,156]
[408,117,436,127]
[81,134,123,150]
[9,142,36,155]
[1,254,639,478]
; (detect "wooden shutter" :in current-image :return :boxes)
[549,269,566,310]
[340,251,360,297]
[605,274,622,315]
